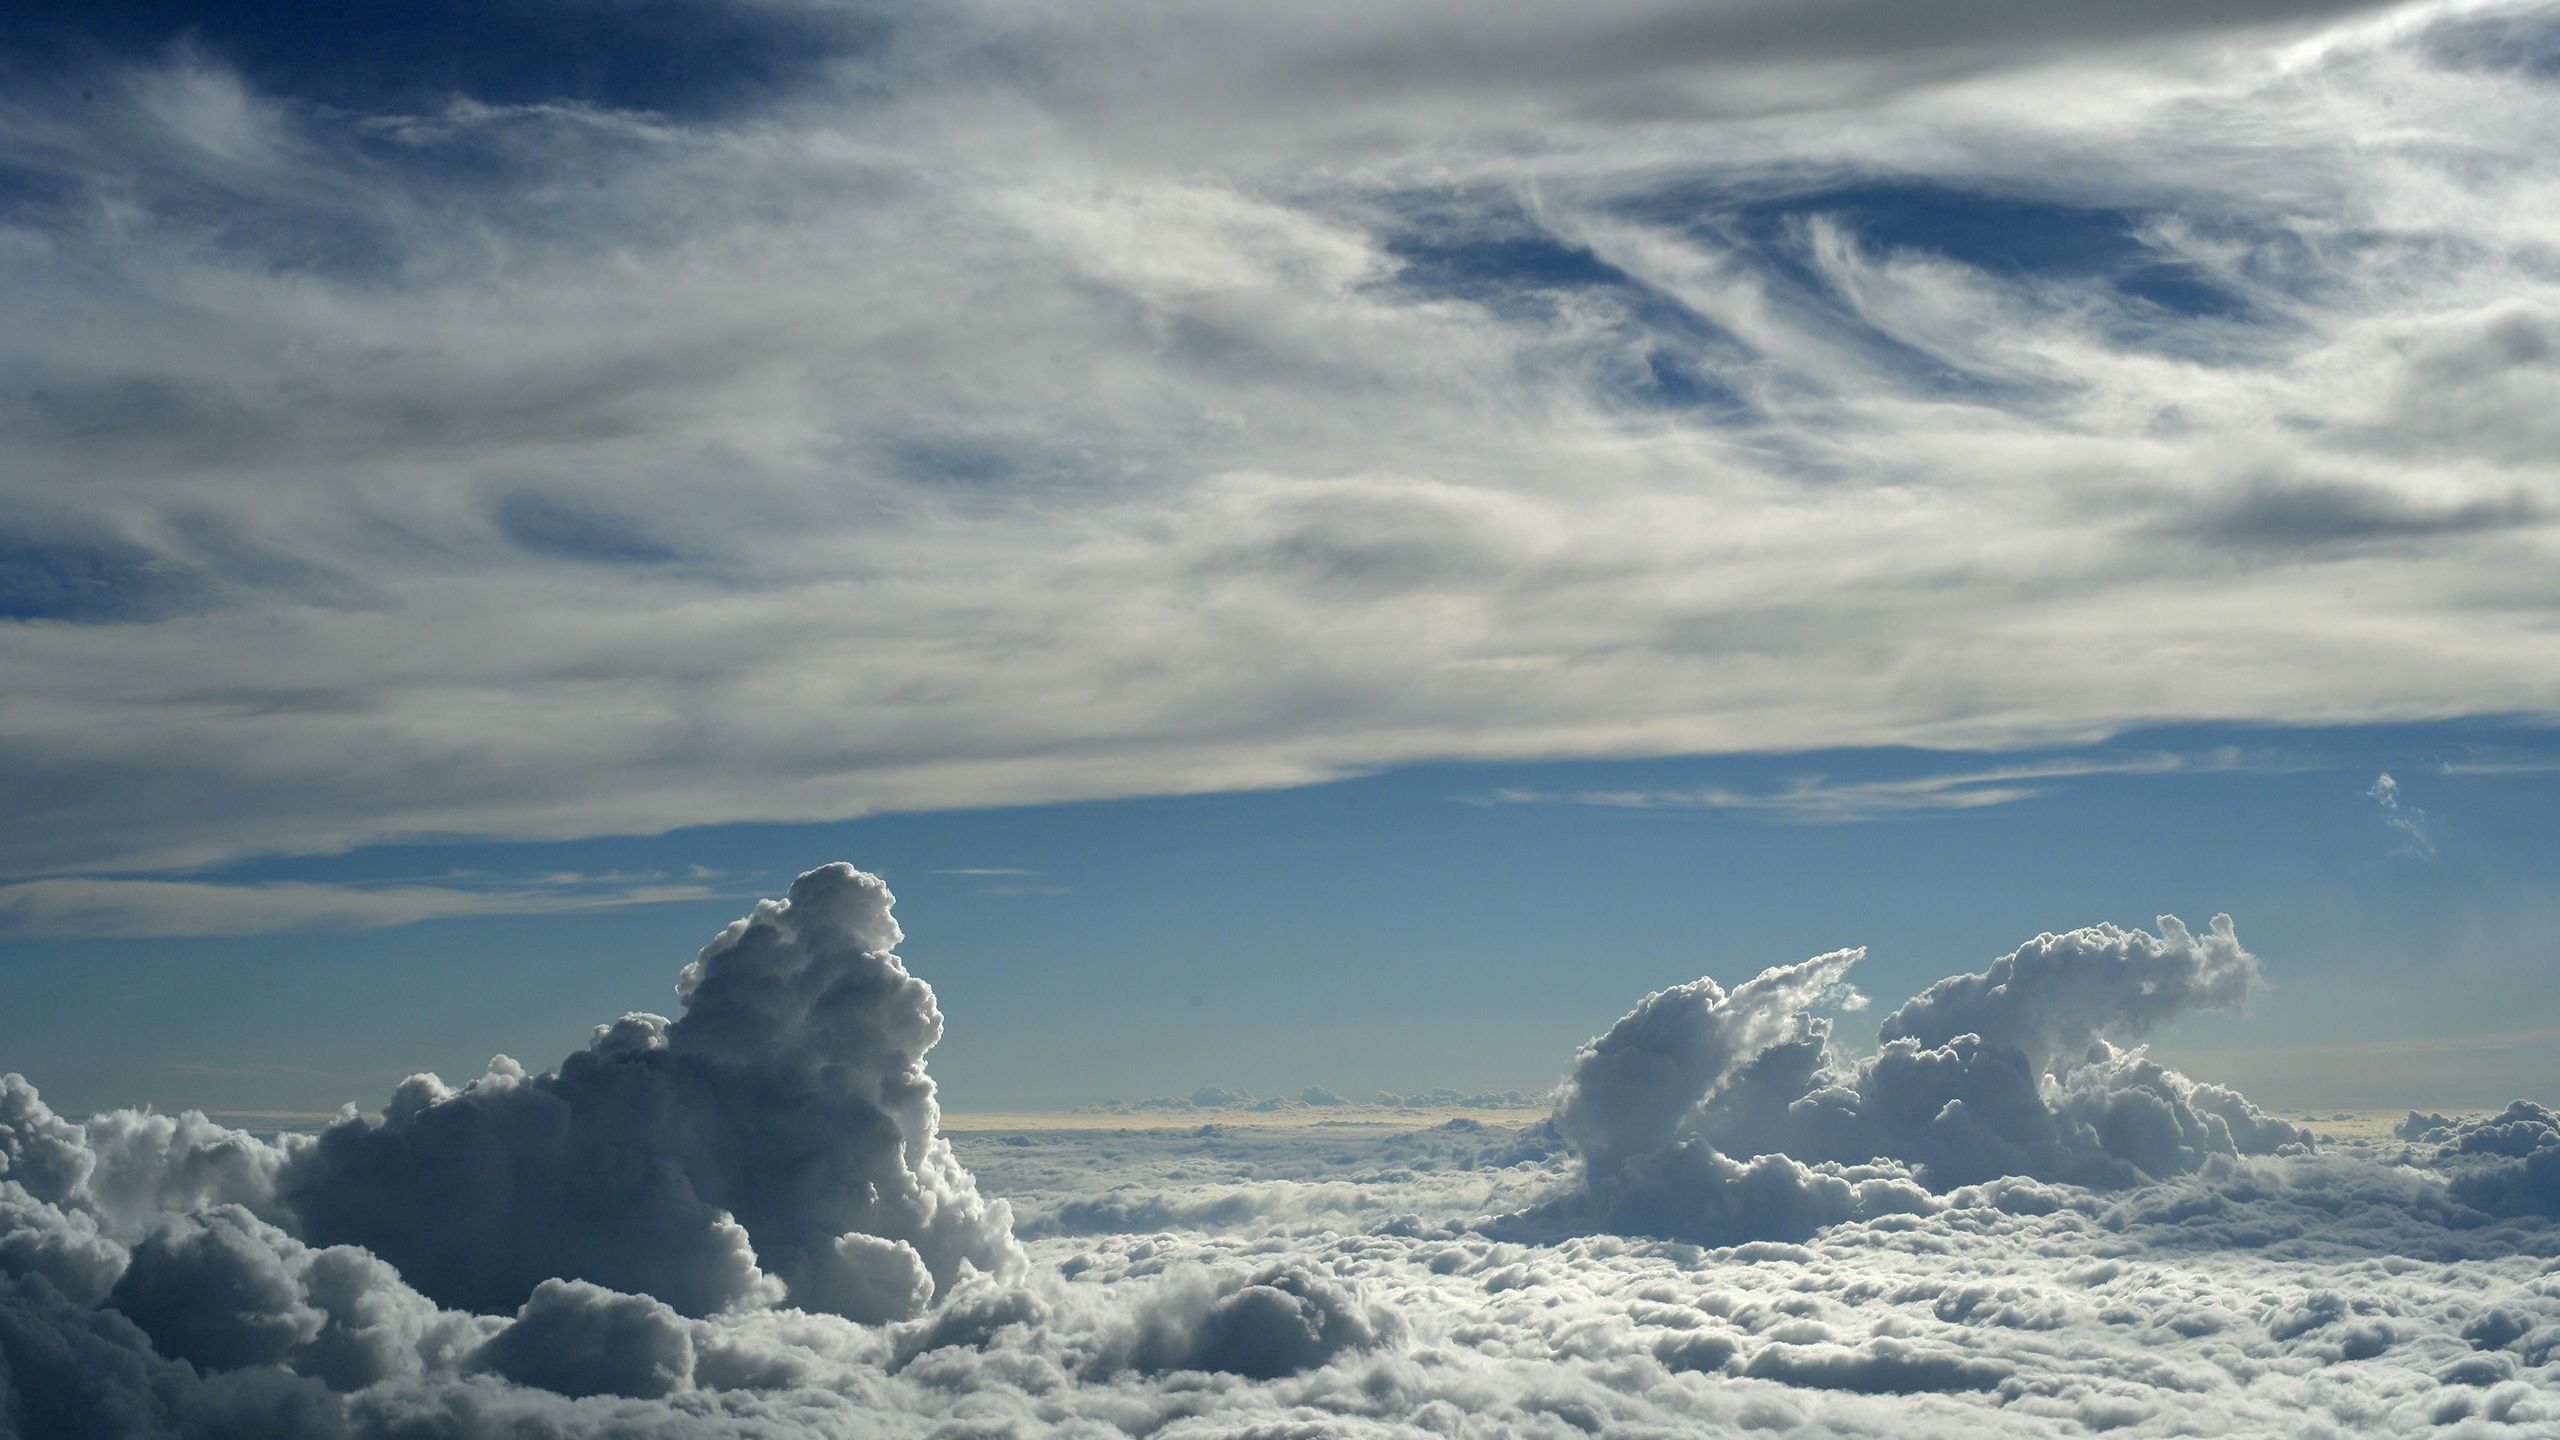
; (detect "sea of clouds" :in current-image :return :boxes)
[4,864,2555,1437]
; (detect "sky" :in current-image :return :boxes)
[3,0,2558,1122]
[7,5,2560,1434]
[2,722,2558,1119]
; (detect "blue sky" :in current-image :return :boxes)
[4,1,2558,1121]
[5,719,2552,1117]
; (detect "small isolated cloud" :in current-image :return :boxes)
[2369,771,2435,856]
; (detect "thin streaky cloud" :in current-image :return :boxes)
[1462,753,2202,820]
[1,2,2556,874]
[0,876,722,940]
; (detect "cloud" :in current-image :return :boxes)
[2159,472,2547,555]
[0,874,722,939]
[281,864,1019,1322]
[1465,753,2201,819]
[469,1280,695,1400]
[1554,946,1866,1185]
[2400,1102,2560,1219]
[4,3,2560,875]
[2369,770,2436,856]
[5,868,2560,1435]
[1530,916,2311,1245]
[1118,1263,1396,1379]
[1874,913,2260,1067]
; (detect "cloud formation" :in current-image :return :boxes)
[5,868,2560,1435]
[1537,916,2311,1244]
[2369,771,2436,856]
[0,873,720,939]
[3,1,2558,878]
[281,864,1019,1321]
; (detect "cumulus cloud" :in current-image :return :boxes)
[1555,946,1865,1185]
[2400,1102,2560,1219]
[281,864,1018,1322]
[1119,1263,1395,1379]
[469,1280,696,1400]
[6,872,2560,1435]
[1875,913,2260,1067]
[1534,916,2313,1244]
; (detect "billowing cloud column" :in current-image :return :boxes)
[281,864,1021,1321]
[1554,948,1863,1186]
[1546,916,2312,1243]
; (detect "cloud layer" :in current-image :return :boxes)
[4,0,2558,876]
[5,865,2558,1435]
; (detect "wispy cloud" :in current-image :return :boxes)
[2368,771,2435,857]
[3,4,2557,873]
[0,874,721,939]
[2435,755,2560,776]
[1462,753,2205,821]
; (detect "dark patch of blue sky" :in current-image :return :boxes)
[1376,196,1751,417]
[1381,231,1635,317]
[1748,182,2246,321]
[0,0,884,121]
[0,530,199,623]
[1617,177,2262,388]
[891,438,1022,490]
[492,491,682,565]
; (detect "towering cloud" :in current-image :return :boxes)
[1553,947,1864,1186]
[280,864,1020,1322]
[1542,916,2311,1243]
[1874,915,2259,1069]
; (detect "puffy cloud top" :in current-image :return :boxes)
[1554,948,1862,1185]
[282,864,1019,1321]
[1544,916,2306,1243]
[6,877,2560,1437]
[2402,1101,2560,1219]
[1876,914,2260,1070]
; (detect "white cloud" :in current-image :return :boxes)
[1463,753,2205,819]
[1,2,2557,873]
[2370,770,2437,855]
[0,875,722,939]
[5,865,2560,1434]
